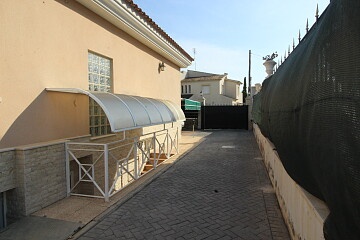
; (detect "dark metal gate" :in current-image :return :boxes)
[201,105,248,130]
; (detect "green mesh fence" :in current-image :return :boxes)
[252,0,360,239]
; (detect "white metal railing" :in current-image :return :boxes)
[65,127,179,201]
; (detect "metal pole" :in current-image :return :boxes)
[65,143,71,197]
[134,139,139,179]
[153,132,157,169]
[104,144,109,202]
[203,104,206,130]
[166,129,169,158]
[248,50,252,96]
[177,126,179,154]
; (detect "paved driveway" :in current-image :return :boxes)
[77,130,290,240]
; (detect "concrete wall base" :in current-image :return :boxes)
[253,123,329,240]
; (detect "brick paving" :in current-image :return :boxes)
[77,130,290,240]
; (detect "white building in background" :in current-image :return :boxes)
[181,70,243,106]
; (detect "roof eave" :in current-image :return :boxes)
[182,75,225,82]
[225,79,243,84]
[76,0,192,68]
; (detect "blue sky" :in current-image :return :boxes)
[134,0,330,84]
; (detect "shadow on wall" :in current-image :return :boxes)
[0,90,89,149]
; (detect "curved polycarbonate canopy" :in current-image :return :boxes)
[46,88,185,132]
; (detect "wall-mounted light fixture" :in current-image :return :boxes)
[158,62,165,72]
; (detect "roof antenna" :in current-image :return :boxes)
[193,48,196,71]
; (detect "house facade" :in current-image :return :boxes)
[181,70,243,105]
[0,0,192,228]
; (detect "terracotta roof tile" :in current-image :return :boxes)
[125,0,193,61]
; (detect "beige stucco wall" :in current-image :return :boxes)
[225,80,242,105]
[182,79,243,105]
[182,80,219,104]
[184,79,221,97]
[0,0,183,148]
[195,94,234,106]
[225,80,240,100]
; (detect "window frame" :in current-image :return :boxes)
[88,51,113,136]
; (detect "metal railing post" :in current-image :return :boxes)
[166,129,170,158]
[65,143,71,197]
[104,144,109,202]
[177,126,179,154]
[134,139,139,179]
[153,132,157,169]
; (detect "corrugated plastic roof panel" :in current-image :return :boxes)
[46,88,185,132]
